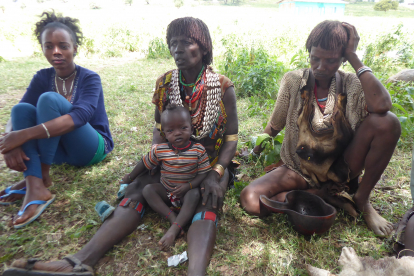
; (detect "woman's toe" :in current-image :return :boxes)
[14,205,37,224]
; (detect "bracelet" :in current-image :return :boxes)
[224,134,238,142]
[41,123,50,139]
[212,164,225,178]
[173,222,182,231]
[189,182,193,189]
[356,66,372,78]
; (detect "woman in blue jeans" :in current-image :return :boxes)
[0,11,113,228]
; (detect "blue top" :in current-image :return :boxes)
[20,64,114,154]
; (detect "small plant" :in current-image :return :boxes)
[125,0,133,6]
[147,37,171,59]
[247,131,285,167]
[83,37,95,55]
[374,0,398,11]
[219,36,286,99]
[0,56,6,62]
[363,24,413,76]
[174,0,184,8]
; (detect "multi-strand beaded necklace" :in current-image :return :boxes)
[169,67,222,140]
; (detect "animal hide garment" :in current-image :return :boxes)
[296,72,353,188]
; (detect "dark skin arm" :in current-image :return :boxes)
[1,115,75,172]
[121,160,147,184]
[0,114,75,154]
[201,86,238,209]
[342,22,392,114]
[173,173,208,198]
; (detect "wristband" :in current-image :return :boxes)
[212,164,225,178]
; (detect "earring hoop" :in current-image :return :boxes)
[342,61,347,67]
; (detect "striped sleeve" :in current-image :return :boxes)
[142,144,159,170]
[197,146,211,174]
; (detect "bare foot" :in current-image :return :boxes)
[158,223,183,250]
[0,179,26,203]
[354,198,393,237]
[13,185,52,225]
[11,258,73,272]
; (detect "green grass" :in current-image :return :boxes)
[0,1,414,275]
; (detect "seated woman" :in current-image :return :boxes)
[4,17,237,276]
[0,11,113,228]
[240,20,400,237]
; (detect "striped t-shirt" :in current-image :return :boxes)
[142,142,211,192]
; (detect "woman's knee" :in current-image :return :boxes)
[367,111,401,139]
[185,188,200,202]
[11,103,36,118]
[37,92,66,111]
[125,182,146,202]
[240,184,260,211]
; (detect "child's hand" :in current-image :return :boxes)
[120,174,132,184]
[173,183,190,198]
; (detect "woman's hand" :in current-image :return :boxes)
[3,147,30,172]
[173,183,190,199]
[0,131,28,154]
[201,172,224,209]
[342,22,360,61]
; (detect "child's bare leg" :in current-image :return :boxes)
[142,183,177,223]
[159,188,200,249]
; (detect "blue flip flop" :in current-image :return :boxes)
[95,201,115,222]
[0,186,26,206]
[13,195,56,229]
[117,184,129,201]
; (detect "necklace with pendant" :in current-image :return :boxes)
[55,69,77,96]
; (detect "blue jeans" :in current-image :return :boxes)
[11,92,99,179]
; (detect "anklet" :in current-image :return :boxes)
[166,210,172,219]
[173,222,182,231]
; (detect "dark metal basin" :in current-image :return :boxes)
[259,190,337,235]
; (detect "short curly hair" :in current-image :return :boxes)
[306,20,349,56]
[34,10,83,46]
[166,17,213,65]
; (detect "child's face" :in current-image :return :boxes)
[162,111,192,148]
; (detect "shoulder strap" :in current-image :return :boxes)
[307,69,316,93]
[335,71,343,95]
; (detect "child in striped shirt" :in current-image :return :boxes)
[124,104,211,249]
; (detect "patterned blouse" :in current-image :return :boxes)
[269,68,368,186]
[142,142,211,192]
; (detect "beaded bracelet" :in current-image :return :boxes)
[356,66,372,78]
[173,222,182,231]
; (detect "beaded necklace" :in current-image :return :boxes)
[179,65,204,89]
[169,67,221,140]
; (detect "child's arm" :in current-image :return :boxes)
[121,160,146,184]
[173,173,208,199]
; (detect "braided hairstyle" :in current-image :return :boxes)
[34,10,83,46]
[166,17,213,65]
[306,20,349,56]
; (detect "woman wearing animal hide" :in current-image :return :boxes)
[240,20,401,237]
